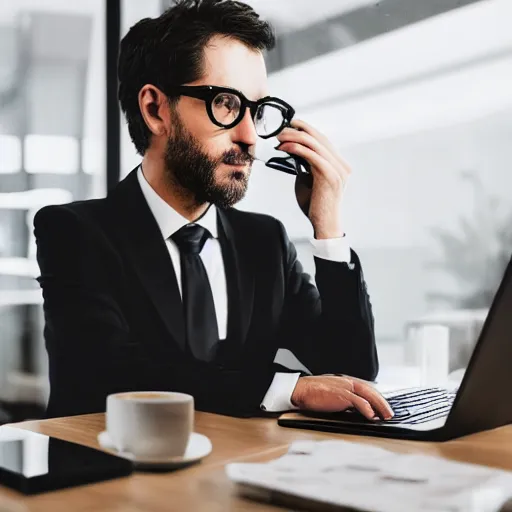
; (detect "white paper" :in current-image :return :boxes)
[226,440,512,512]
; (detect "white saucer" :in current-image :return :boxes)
[97,431,212,469]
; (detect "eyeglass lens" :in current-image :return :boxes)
[254,103,286,137]
[211,92,285,136]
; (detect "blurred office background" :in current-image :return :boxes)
[1,0,511,422]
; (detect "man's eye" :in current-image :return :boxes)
[214,94,237,111]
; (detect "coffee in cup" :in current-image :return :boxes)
[117,392,170,400]
[106,391,193,459]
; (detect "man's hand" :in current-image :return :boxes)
[291,375,394,421]
[276,119,351,240]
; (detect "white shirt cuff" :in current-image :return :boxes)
[310,235,352,263]
[260,372,301,412]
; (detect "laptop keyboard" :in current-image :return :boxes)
[381,387,456,425]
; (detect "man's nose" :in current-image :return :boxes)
[232,108,258,147]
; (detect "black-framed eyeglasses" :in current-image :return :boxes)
[167,85,295,139]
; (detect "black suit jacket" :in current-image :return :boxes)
[34,169,378,418]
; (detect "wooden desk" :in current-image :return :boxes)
[1,413,512,511]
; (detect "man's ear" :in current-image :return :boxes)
[138,85,171,137]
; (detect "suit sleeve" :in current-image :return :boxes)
[275,220,379,381]
[35,205,278,418]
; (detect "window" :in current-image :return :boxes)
[0,0,106,410]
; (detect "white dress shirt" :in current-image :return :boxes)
[137,167,352,412]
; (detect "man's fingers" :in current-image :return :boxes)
[290,119,333,154]
[290,119,351,170]
[295,376,394,420]
[353,381,394,420]
[276,142,342,187]
[344,391,377,420]
[277,128,342,174]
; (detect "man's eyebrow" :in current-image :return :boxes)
[226,86,267,96]
[213,84,270,101]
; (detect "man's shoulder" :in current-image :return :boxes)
[221,207,289,241]
[34,197,110,232]
[221,207,283,231]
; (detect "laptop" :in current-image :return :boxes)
[278,255,512,441]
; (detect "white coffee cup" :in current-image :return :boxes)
[106,391,194,458]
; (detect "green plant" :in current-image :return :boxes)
[426,170,512,309]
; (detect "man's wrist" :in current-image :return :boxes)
[290,376,307,408]
[314,231,345,240]
[260,372,301,412]
[311,213,343,240]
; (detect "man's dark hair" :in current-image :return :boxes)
[118,0,275,155]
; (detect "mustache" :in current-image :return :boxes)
[222,148,255,166]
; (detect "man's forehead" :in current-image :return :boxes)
[199,36,269,100]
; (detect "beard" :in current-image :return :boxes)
[163,114,254,209]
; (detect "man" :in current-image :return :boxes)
[35,0,393,421]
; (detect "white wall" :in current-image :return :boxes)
[259,0,512,240]
[247,0,512,342]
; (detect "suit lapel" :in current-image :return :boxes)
[107,170,256,356]
[217,208,254,351]
[108,169,186,352]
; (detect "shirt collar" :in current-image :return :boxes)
[137,166,218,240]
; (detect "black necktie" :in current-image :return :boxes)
[171,224,219,362]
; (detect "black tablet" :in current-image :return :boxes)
[0,426,133,495]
